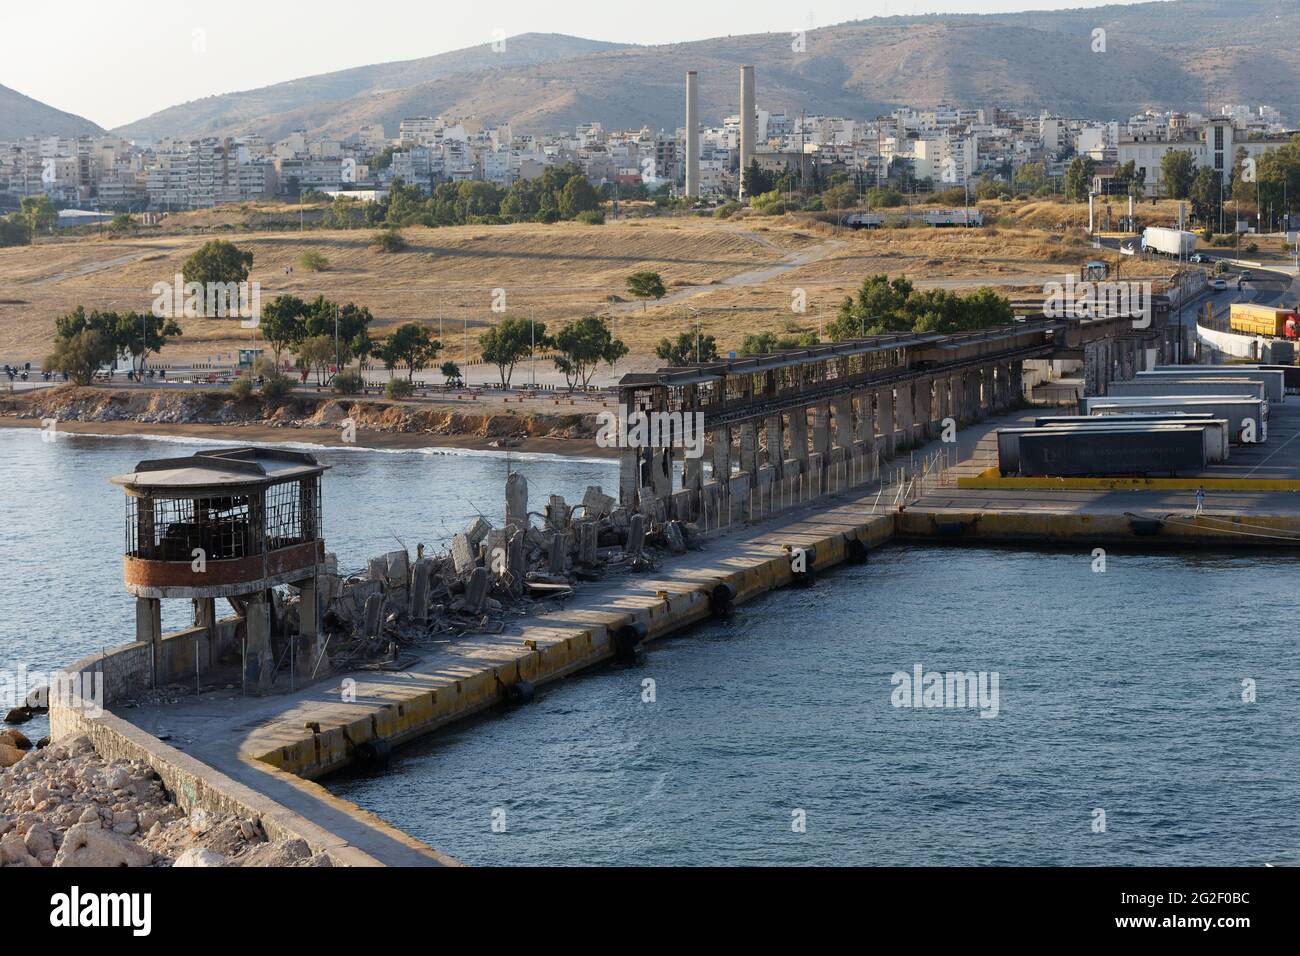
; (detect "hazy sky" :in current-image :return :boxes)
[9,0,1149,129]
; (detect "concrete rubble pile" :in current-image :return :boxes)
[304,474,693,667]
[0,732,331,867]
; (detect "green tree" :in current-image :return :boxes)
[181,239,253,286]
[552,315,628,391]
[625,271,667,311]
[1063,156,1096,202]
[559,176,600,218]
[373,228,407,252]
[298,250,329,271]
[377,323,441,381]
[1189,167,1222,225]
[742,161,776,198]
[865,187,904,208]
[0,214,31,247]
[478,315,549,386]
[1013,162,1046,193]
[1160,150,1195,199]
[19,195,56,237]
[301,297,373,366]
[45,329,116,385]
[655,331,717,366]
[260,295,308,366]
[827,274,1011,339]
[828,274,916,338]
[739,332,780,355]
[295,334,337,385]
[115,311,182,374]
[440,360,462,385]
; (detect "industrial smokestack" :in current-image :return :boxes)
[739,65,756,199]
[685,71,700,199]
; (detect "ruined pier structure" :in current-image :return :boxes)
[615,308,1176,520]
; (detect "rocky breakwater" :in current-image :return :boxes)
[0,731,331,867]
[0,386,597,444]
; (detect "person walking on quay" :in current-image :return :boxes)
[1195,486,1206,515]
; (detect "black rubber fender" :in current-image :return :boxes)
[844,536,869,563]
[613,620,647,660]
[504,680,536,706]
[354,738,392,769]
[708,582,737,618]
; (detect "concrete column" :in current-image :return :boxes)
[831,396,853,449]
[876,387,895,457]
[193,597,216,666]
[739,422,759,481]
[811,402,831,457]
[1084,343,1101,396]
[711,427,731,483]
[894,384,913,449]
[921,379,939,440]
[787,407,809,465]
[505,471,528,529]
[244,593,273,694]
[685,71,700,198]
[853,391,876,456]
[296,575,323,679]
[618,447,639,506]
[136,596,161,683]
[1011,361,1024,403]
[765,414,785,466]
[647,448,672,500]
[683,456,703,492]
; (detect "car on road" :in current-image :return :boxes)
[1189,253,1209,263]
[1239,270,1253,281]
[1210,278,1228,290]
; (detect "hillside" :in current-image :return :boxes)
[113,33,627,141]
[109,1,1300,140]
[0,83,103,140]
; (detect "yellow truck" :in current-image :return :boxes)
[1229,303,1298,338]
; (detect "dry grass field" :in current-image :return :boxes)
[0,199,1201,365]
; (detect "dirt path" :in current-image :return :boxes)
[610,233,845,314]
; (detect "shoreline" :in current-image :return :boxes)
[0,417,616,459]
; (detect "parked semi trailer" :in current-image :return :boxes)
[1140,226,1198,258]
[1105,379,1268,402]
[1016,427,1208,477]
[1228,304,1299,339]
[1082,396,1267,443]
[1135,368,1285,403]
[999,421,1227,473]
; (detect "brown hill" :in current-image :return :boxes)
[109,1,1300,141]
[0,83,103,140]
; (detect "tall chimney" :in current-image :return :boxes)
[685,71,700,199]
[739,65,756,199]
